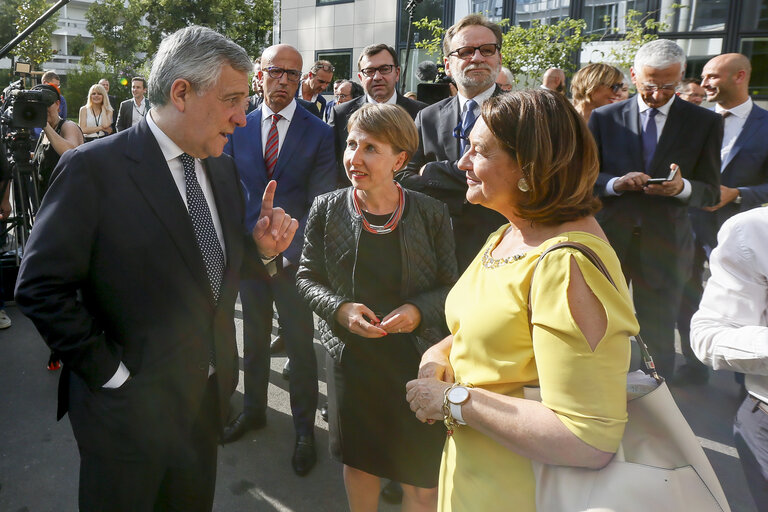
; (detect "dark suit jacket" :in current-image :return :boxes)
[588,96,722,287]
[224,101,336,265]
[15,119,248,462]
[295,86,327,119]
[690,104,768,254]
[116,98,151,132]
[394,89,507,270]
[328,92,427,186]
[107,94,118,134]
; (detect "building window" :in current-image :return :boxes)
[316,0,353,5]
[672,37,723,78]
[662,0,728,33]
[582,0,650,35]
[515,0,571,26]
[316,49,353,94]
[741,0,768,31]
[740,37,768,96]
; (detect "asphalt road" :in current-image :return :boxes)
[0,300,759,512]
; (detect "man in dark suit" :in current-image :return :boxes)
[588,39,722,379]
[222,44,336,476]
[297,59,333,117]
[395,14,507,271]
[14,26,298,512]
[329,44,426,187]
[116,76,150,132]
[248,59,321,119]
[674,53,768,385]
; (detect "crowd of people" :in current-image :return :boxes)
[2,10,768,512]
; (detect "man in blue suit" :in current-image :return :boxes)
[588,39,721,379]
[223,44,336,476]
[675,53,768,385]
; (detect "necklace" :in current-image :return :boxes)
[481,243,527,268]
[353,182,405,235]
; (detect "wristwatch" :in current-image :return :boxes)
[447,385,472,425]
[734,189,742,205]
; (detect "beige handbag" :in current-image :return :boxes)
[524,242,731,512]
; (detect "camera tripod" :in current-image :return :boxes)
[1,130,41,263]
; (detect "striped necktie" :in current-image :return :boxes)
[264,114,282,178]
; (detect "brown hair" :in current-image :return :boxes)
[443,14,503,58]
[347,104,418,170]
[357,44,399,70]
[481,89,601,224]
[131,76,147,88]
[571,63,623,107]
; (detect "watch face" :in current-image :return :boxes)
[448,386,470,405]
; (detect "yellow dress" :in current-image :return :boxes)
[438,228,640,512]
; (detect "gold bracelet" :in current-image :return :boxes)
[442,382,473,436]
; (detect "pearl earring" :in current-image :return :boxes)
[517,178,530,192]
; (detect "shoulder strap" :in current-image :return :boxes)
[528,241,661,383]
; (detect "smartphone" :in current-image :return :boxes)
[646,167,678,184]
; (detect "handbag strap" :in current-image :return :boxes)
[528,241,662,384]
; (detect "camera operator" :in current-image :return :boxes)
[31,84,83,195]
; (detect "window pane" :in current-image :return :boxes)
[673,37,723,78]
[399,0,445,47]
[740,38,768,96]
[583,1,650,36]
[316,50,352,95]
[514,0,571,27]
[454,0,505,23]
[661,0,728,33]
[741,0,768,31]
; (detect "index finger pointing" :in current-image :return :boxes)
[261,180,277,214]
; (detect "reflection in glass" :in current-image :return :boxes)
[741,38,768,96]
[454,0,504,22]
[741,0,768,31]
[661,0,728,32]
[673,38,723,79]
[514,0,571,28]
[583,0,650,35]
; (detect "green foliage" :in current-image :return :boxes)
[85,0,149,76]
[12,0,58,69]
[413,17,445,61]
[0,0,21,52]
[597,9,674,70]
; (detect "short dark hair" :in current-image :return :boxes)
[681,77,701,87]
[132,76,147,89]
[41,70,59,84]
[481,89,601,224]
[357,44,399,70]
[443,14,503,58]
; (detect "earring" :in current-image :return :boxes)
[517,178,530,192]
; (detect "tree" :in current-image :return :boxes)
[85,0,148,74]
[0,0,21,52]
[12,0,58,69]
[596,9,674,71]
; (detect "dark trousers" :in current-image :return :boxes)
[240,265,318,436]
[624,231,684,378]
[78,378,220,512]
[675,241,710,370]
[734,395,768,512]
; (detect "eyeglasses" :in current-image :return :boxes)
[265,66,302,82]
[359,65,395,78]
[639,82,678,92]
[610,82,624,94]
[335,93,350,101]
[312,63,335,73]
[447,43,500,60]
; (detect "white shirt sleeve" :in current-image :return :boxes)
[691,213,768,375]
[102,361,131,388]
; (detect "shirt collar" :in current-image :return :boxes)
[134,96,146,108]
[715,98,753,119]
[457,84,496,113]
[262,98,297,123]
[637,93,675,116]
[146,109,186,164]
[366,91,398,105]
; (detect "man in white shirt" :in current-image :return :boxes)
[691,206,768,511]
[116,76,150,132]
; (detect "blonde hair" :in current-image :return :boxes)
[571,63,623,107]
[86,84,113,112]
[347,104,418,170]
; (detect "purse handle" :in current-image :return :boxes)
[528,241,662,384]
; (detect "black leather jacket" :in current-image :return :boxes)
[297,187,458,363]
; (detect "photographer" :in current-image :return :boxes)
[31,84,83,195]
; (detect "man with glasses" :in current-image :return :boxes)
[588,39,722,380]
[222,44,336,476]
[297,60,334,118]
[329,43,426,187]
[676,78,707,106]
[395,14,506,271]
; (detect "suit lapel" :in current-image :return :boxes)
[723,106,766,170]
[125,121,212,297]
[438,96,461,162]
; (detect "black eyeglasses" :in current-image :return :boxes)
[447,43,500,60]
[265,66,302,83]
[610,82,624,94]
[312,63,335,73]
[359,65,395,78]
[335,93,350,101]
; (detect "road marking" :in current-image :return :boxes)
[248,488,293,511]
[697,436,739,458]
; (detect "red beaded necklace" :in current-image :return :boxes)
[352,182,405,235]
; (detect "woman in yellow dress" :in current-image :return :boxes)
[406,89,640,511]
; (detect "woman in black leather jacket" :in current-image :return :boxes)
[297,103,457,511]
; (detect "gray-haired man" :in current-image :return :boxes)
[15,26,298,511]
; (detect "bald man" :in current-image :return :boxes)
[675,53,768,385]
[541,68,565,94]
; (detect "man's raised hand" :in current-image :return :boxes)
[252,180,298,259]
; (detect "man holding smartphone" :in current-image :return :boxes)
[588,39,722,380]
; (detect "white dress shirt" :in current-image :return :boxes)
[130,97,148,127]
[261,99,297,156]
[716,98,753,171]
[366,91,399,105]
[457,84,496,121]
[691,206,768,403]
[605,95,692,200]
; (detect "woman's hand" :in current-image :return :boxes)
[406,377,451,423]
[418,338,455,383]
[380,304,421,334]
[335,302,387,338]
